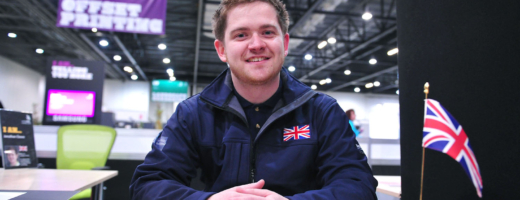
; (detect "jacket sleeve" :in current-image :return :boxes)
[129,101,215,200]
[288,98,378,200]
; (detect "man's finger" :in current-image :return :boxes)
[239,179,265,189]
[229,193,265,200]
[236,188,275,197]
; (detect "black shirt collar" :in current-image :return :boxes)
[233,78,283,110]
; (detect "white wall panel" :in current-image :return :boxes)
[0,55,45,121]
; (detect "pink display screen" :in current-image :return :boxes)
[46,89,96,117]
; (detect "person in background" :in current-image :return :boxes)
[346,109,362,137]
[5,146,20,167]
[129,0,377,199]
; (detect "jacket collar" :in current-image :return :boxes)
[200,67,312,109]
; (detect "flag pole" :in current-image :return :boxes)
[420,82,429,200]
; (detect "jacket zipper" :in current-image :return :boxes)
[201,97,254,183]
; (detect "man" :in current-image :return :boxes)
[129,0,377,199]
[5,146,20,167]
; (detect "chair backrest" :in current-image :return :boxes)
[57,125,116,170]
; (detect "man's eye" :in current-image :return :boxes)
[236,33,245,38]
[265,31,273,35]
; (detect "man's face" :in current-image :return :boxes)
[214,1,289,85]
[7,151,17,165]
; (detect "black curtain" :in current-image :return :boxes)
[397,0,520,199]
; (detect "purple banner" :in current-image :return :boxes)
[56,0,167,35]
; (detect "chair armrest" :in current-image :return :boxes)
[92,166,110,170]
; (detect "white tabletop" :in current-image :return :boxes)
[0,168,118,191]
[374,175,401,198]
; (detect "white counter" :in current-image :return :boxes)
[33,125,401,165]
[34,125,159,160]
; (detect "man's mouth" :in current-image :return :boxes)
[246,57,270,62]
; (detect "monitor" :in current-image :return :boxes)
[46,89,96,117]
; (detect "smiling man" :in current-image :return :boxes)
[129,0,377,199]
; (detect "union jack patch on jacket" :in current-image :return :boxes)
[283,125,311,141]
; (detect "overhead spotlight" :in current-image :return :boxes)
[311,85,317,90]
[7,32,16,38]
[387,48,398,56]
[113,55,122,61]
[365,83,374,88]
[362,12,373,20]
[123,66,133,73]
[131,75,138,80]
[158,43,167,50]
[325,78,331,84]
[327,37,336,44]
[99,39,109,47]
[354,87,361,93]
[319,80,326,85]
[288,65,295,72]
[91,28,98,32]
[369,58,377,65]
[317,41,327,49]
[35,48,44,54]
[396,89,399,95]
[344,69,351,75]
[167,68,174,76]
[163,58,171,64]
[374,81,380,87]
[170,76,176,81]
[304,54,313,60]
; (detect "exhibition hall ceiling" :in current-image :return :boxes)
[0,0,397,94]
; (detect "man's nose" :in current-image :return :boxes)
[248,34,266,51]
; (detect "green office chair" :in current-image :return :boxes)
[57,125,117,200]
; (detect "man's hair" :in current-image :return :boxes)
[345,109,355,121]
[212,0,290,42]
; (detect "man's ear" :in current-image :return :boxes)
[214,39,227,62]
[284,33,290,56]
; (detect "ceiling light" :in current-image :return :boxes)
[131,75,138,80]
[396,90,399,95]
[35,48,44,54]
[113,55,121,61]
[365,83,374,88]
[304,54,313,60]
[91,28,98,32]
[170,76,176,81]
[123,66,133,73]
[369,58,377,65]
[99,39,109,47]
[354,87,361,93]
[163,58,171,64]
[311,85,317,90]
[7,33,16,38]
[374,81,380,87]
[327,37,336,44]
[387,48,398,56]
[166,68,174,76]
[362,12,373,20]
[325,78,331,84]
[319,80,326,85]
[158,43,167,50]
[344,69,351,75]
[288,65,295,72]
[317,41,327,49]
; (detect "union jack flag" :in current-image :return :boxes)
[423,99,483,197]
[18,145,28,152]
[283,125,311,142]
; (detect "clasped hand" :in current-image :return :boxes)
[207,179,288,200]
